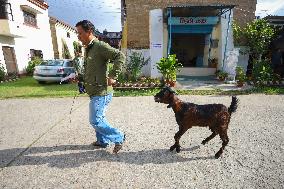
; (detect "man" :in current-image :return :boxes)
[75,20,126,154]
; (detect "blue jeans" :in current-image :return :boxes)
[89,93,124,146]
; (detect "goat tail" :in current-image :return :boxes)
[228,96,239,115]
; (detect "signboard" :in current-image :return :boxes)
[224,48,240,81]
[168,17,219,25]
[152,43,162,48]
[150,9,163,77]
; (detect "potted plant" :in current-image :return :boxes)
[156,54,183,87]
[208,58,218,68]
[125,51,150,81]
[235,66,246,87]
[216,70,228,81]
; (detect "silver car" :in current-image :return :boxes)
[33,59,75,84]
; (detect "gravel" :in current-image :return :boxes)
[0,94,283,188]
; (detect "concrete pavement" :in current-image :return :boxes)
[0,95,283,188]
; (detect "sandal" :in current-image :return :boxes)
[92,141,108,148]
[113,144,123,154]
[113,134,126,154]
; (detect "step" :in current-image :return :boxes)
[178,67,216,76]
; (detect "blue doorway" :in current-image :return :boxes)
[171,34,206,67]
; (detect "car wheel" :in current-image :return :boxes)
[61,80,69,84]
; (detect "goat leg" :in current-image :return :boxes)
[170,127,188,153]
[202,132,217,145]
[215,132,229,158]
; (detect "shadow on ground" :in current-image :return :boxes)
[0,144,216,169]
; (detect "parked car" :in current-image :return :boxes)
[33,59,75,84]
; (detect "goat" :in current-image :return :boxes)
[154,86,239,158]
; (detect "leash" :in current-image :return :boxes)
[69,92,78,123]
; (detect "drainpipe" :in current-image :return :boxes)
[167,8,172,56]
[208,33,212,61]
[222,9,232,70]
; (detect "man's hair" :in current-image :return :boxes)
[75,20,95,33]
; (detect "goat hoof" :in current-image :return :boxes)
[170,145,176,151]
[201,140,206,145]
[176,147,181,153]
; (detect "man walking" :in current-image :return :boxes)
[75,20,126,153]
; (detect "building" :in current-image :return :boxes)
[265,16,284,77]
[102,30,122,49]
[0,0,54,74]
[121,0,257,77]
[49,16,81,59]
[265,16,284,28]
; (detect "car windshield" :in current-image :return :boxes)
[40,60,64,66]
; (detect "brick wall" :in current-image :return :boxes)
[125,0,257,49]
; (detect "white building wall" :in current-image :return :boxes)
[149,9,164,78]
[55,23,78,59]
[219,10,234,70]
[125,49,151,77]
[0,0,54,74]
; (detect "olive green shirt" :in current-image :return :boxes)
[83,38,125,96]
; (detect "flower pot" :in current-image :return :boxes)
[237,82,244,87]
[209,62,218,68]
[165,79,176,87]
[140,77,146,81]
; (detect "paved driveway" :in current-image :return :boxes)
[0,95,283,188]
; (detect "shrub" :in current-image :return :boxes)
[0,63,6,81]
[252,60,273,85]
[126,51,150,81]
[235,66,246,83]
[26,57,43,76]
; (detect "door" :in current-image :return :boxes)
[2,46,18,74]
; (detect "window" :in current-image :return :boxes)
[67,32,70,38]
[30,49,43,59]
[40,60,64,66]
[23,11,37,27]
[65,61,74,67]
[0,1,13,20]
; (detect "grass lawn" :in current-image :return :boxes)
[0,77,78,99]
[0,77,283,99]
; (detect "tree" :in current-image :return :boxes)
[62,39,71,59]
[73,41,82,56]
[233,19,276,61]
